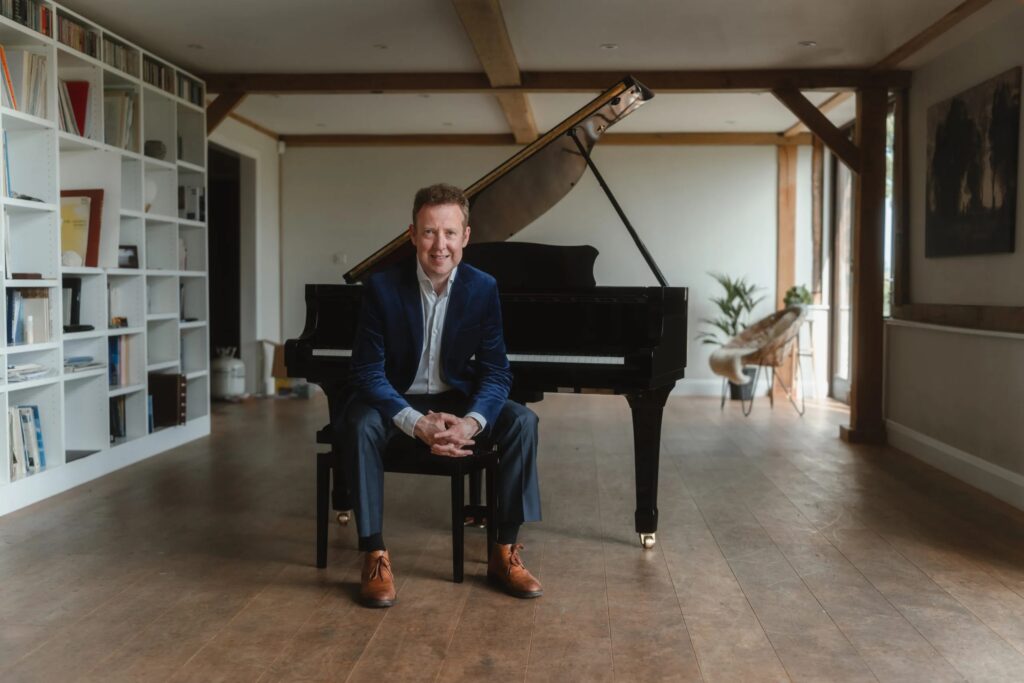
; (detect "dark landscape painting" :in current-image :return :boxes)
[926,67,1021,257]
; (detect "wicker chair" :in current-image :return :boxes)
[709,305,807,416]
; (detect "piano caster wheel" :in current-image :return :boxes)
[337,511,351,526]
[639,533,656,549]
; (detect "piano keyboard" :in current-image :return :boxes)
[311,348,624,366]
[507,353,625,365]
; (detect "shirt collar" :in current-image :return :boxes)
[415,260,457,296]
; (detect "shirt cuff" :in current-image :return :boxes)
[465,412,487,436]
[393,407,425,438]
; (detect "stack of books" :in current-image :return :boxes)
[8,362,50,383]
[57,79,89,136]
[56,13,98,57]
[6,288,51,345]
[0,0,51,37]
[103,88,135,150]
[0,46,48,117]
[108,336,129,387]
[9,404,45,479]
[64,355,105,374]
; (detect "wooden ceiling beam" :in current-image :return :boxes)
[279,132,814,147]
[783,90,854,137]
[772,87,861,171]
[451,0,538,143]
[202,69,910,95]
[206,91,247,133]
[873,0,993,70]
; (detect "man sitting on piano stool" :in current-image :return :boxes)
[337,183,543,608]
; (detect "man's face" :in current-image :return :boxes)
[408,203,470,282]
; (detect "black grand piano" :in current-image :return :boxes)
[286,77,688,548]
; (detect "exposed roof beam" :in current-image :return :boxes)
[206,91,247,133]
[279,132,814,147]
[227,112,279,140]
[783,90,854,137]
[873,0,993,70]
[451,0,538,143]
[202,69,910,95]
[772,87,861,171]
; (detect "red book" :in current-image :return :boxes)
[65,81,89,136]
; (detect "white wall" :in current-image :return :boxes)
[209,118,281,393]
[281,144,789,394]
[887,8,1024,510]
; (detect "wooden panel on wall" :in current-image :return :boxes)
[775,145,797,400]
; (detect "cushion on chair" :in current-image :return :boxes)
[708,305,807,383]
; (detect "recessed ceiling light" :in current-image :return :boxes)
[315,123,326,128]
[725,119,737,125]
[798,40,817,48]
[419,94,431,99]
[600,43,618,50]
[442,122,453,127]
[187,43,203,50]
[373,43,388,50]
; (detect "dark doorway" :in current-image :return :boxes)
[208,146,240,357]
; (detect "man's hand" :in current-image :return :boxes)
[412,411,449,445]
[431,415,480,457]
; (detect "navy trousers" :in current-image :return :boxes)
[335,392,541,540]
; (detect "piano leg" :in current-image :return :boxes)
[626,384,674,549]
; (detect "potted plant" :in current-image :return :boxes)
[784,284,812,307]
[697,272,765,400]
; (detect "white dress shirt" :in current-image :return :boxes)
[393,262,487,438]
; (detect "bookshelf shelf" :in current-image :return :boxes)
[108,383,144,398]
[63,368,107,382]
[2,198,58,213]
[1,4,209,516]
[5,279,59,288]
[107,326,145,336]
[176,159,204,173]
[7,375,60,391]
[7,342,60,355]
[62,329,105,341]
[0,107,55,131]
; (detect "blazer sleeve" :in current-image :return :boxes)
[349,277,411,420]
[467,277,513,427]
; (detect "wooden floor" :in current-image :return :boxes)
[2,394,1024,682]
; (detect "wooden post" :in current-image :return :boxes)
[775,145,797,400]
[811,137,824,304]
[840,87,888,444]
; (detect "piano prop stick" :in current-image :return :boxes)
[287,77,688,549]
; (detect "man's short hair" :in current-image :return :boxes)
[412,183,469,228]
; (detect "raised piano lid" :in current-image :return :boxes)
[343,76,653,283]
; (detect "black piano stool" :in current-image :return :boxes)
[315,427,497,583]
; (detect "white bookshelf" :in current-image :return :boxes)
[1,2,210,514]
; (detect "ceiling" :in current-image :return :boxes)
[59,0,1016,137]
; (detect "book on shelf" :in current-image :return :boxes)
[57,79,89,136]
[8,404,46,479]
[101,37,138,77]
[148,371,187,428]
[6,287,51,345]
[7,362,51,382]
[103,88,135,150]
[56,12,98,58]
[1,47,48,118]
[0,0,52,37]
[143,56,175,93]
[110,395,126,442]
[176,73,203,106]
[177,184,205,221]
[64,355,104,373]
[60,189,103,267]
[108,335,129,387]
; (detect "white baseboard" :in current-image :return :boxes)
[886,420,1024,512]
[0,417,211,517]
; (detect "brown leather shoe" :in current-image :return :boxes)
[360,550,396,608]
[488,543,543,598]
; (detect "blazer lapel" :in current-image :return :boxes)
[400,266,423,361]
[441,268,470,368]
